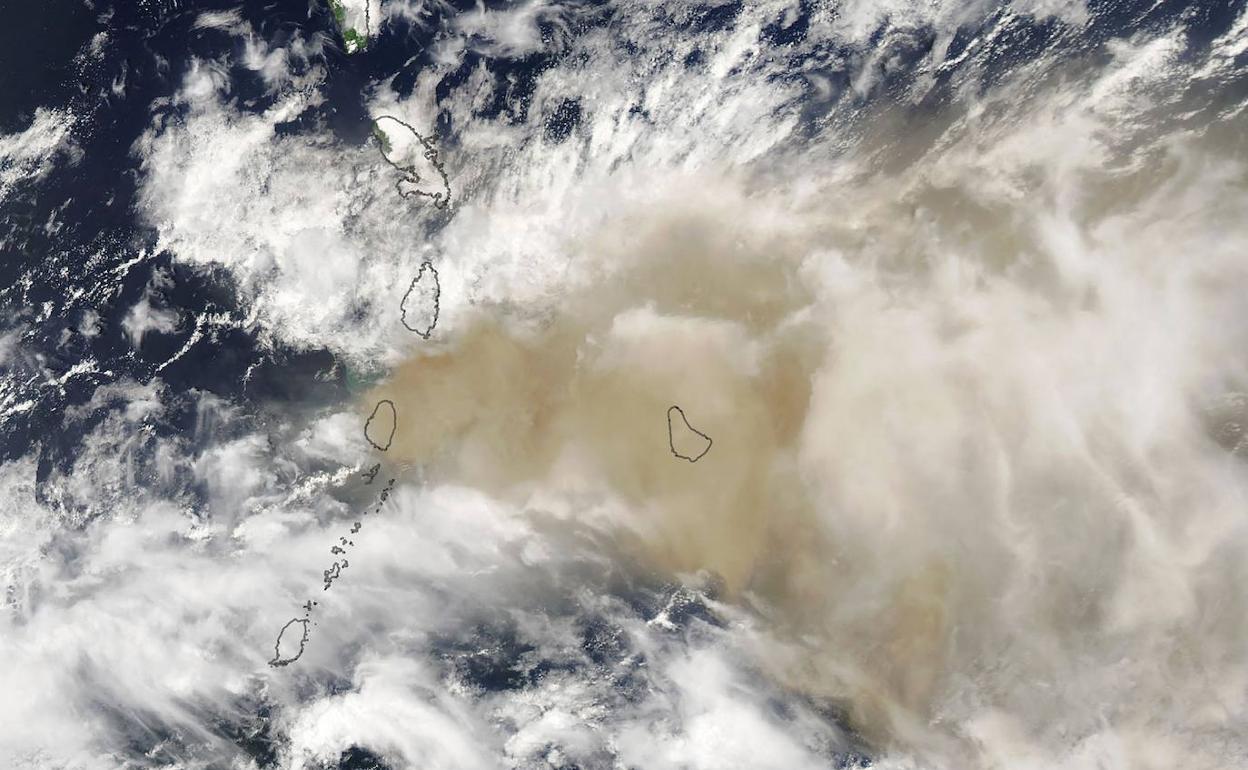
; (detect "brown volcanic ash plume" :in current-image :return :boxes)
[367,126,1248,763]
[370,185,823,596]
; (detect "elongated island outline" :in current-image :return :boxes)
[371,115,452,209]
[400,261,440,338]
[269,617,310,667]
[364,399,397,451]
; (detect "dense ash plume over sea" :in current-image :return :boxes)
[2,0,1248,768]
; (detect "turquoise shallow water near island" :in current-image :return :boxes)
[2,1,1248,768]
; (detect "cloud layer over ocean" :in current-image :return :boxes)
[4,0,1248,768]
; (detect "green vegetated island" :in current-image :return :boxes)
[328,0,373,53]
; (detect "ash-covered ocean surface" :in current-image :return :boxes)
[3,0,1248,768]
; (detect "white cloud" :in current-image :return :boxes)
[0,108,77,201]
[286,657,499,770]
[31,3,1248,769]
[121,291,180,347]
[614,650,834,770]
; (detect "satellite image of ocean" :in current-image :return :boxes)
[2,0,1248,768]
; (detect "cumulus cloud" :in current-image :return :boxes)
[287,657,498,770]
[122,291,180,348]
[133,57,443,368]
[0,108,78,201]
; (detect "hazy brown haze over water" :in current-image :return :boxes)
[366,29,1248,764]
[5,1,1248,768]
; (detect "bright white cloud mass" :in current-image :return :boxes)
[3,0,1248,768]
